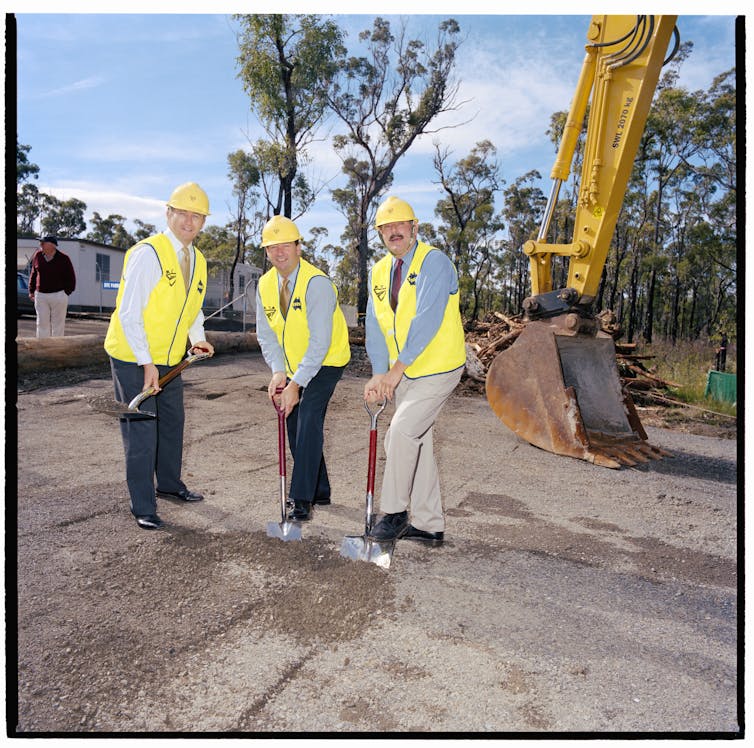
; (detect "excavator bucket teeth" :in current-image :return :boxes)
[485,318,669,469]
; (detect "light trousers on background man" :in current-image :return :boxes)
[379,367,463,533]
[34,290,69,337]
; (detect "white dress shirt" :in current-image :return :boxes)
[116,228,206,365]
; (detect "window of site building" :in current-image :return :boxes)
[96,253,111,283]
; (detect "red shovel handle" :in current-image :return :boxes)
[364,399,386,495]
[273,385,286,478]
[366,427,378,495]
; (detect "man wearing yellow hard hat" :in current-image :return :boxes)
[364,195,466,547]
[256,215,351,522]
[105,182,215,530]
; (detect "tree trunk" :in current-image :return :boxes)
[627,259,639,344]
[643,267,657,343]
[356,226,370,327]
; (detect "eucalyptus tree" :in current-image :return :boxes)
[17,183,41,235]
[499,172,547,314]
[87,212,130,247]
[17,142,41,234]
[431,140,505,320]
[225,149,262,301]
[133,219,157,243]
[639,76,702,343]
[17,140,39,185]
[39,195,86,238]
[327,16,464,321]
[234,14,345,219]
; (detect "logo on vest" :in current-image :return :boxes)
[374,284,386,301]
[292,297,302,312]
[166,268,178,286]
[407,271,418,286]
[265,305,277,321]
[197,280,204,293]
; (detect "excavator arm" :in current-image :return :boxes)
[486,15,679,468]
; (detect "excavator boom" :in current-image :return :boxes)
[486,15,678,468]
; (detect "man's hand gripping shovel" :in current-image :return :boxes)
[266,385,302,542]
[89,351,212,418]
[340,398,394,569]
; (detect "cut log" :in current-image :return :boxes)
[464,343,486,382]
[476,327,524,360]
[16,330,260,374]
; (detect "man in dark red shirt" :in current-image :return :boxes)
[28,236,76,337]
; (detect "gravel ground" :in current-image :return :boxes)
[12,347,741,737]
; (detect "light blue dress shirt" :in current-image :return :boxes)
[256,263,337,388]
[365,242,458,375]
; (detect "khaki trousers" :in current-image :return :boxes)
[379,367,463,533]
[34,290,68,337]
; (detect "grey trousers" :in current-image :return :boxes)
[378,367,463,533]
[110,357,186,517]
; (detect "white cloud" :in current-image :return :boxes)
[35,76,105,99]
[39,182,167,227]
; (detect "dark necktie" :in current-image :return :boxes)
[280,278,291,317]
[390,258,403,311]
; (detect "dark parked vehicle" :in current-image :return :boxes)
[17,272,35,317]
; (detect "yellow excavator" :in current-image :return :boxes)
[486,15,680,469]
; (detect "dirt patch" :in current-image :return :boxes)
[12,350,740,735]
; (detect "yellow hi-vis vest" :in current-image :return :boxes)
[371,241,466,379]
[104,233,207,366]
[258,258,351,378]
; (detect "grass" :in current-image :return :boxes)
[640,338,738,416]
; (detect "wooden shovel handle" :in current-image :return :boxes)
[128,352,211,410]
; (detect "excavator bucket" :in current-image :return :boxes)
[485,316,671,468]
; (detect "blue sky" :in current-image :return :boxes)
[11,8,741,251]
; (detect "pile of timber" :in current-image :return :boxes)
[462,311,681,406]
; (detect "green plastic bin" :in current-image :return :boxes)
[704,370,737,405]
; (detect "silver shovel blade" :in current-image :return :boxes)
[340,535,393,569]
[266,520,302,542]
[88,395,156,418]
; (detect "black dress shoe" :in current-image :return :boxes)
[135,514,165,530]
[312,496,331,506]
[403,524,444,546]
[368,511,409,541]
[156,487,204,502]
[287,501,312,521]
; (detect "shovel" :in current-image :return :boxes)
[89,351,211,418]
[340,398,393,569]
[266,386,302,542]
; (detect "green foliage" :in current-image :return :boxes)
[234,13,345,217]
[17,140,39,184]
[431,140,505,320]
[196,224,237,266]
[40,195,87,238]
[17,183,40,235]
[643,337,736,414]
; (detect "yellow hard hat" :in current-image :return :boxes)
[375,196,417,227]
[261,215,303,247]
[167,182,211,216]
